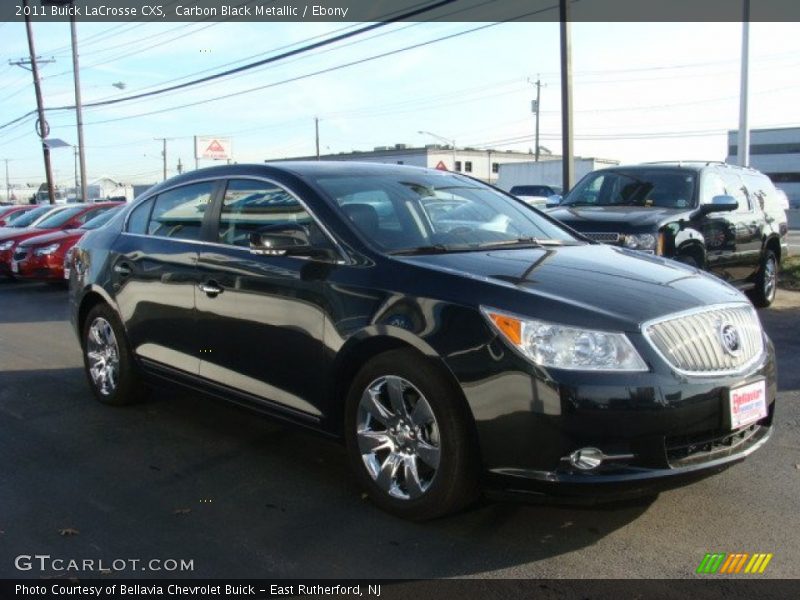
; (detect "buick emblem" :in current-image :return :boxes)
[719,323,742,356]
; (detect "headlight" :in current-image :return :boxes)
[33,243,61,257]
[623,233,657,250]
[0,241,14,251]
[482,307,648,371]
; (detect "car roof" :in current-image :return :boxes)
[136,161,459,198]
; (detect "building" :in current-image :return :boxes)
[727,126,800,205]
[495,157,620,193]
[268,144,552,184]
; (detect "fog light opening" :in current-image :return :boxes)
[569,447,604,471]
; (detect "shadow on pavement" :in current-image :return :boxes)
[0,367,650,579]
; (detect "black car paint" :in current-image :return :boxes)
[548,164,783,288]
[69,163,775,500]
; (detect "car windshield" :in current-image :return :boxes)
[34,206,86,228]
[82,206,121,230]
[310,171,579,254]
[562,169,697,209]
[9,205,55,228]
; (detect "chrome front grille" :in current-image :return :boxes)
[643,304,764,375]
[583,232,621,243]
[13,247,28,262]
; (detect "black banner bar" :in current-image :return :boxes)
[1,0,800,23]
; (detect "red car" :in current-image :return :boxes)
[0,202,121,277]
[0,205,36,226]
[13,205,123,281]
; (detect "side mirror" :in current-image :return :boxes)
[545,194,562,208]
[699,195,738,215]
[248,223,334,260]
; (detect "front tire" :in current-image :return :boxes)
[749,249,778,308]
[344,349,479,520]
[82,303,145,405]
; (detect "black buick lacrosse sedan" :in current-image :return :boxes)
[69,162,775,519]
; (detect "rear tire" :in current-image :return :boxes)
[344,349,479,520]
[749,249,778,308]
[82,303,145,406]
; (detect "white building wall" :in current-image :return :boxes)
[495,158,619,192]
[727,127,800,204]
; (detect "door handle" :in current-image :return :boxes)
[113,263,132,277]
[198,281,224,297]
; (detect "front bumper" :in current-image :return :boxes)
[13,252,65,280]
[457,333,777,502]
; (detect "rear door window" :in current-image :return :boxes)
[148,182,215,240]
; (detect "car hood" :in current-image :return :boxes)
[17,228,84,248]
[0,227,58,243]
[397,244,744,329]
[547,205,692,230]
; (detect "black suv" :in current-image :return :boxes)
[69,162,775,519]
[547,162,788,307]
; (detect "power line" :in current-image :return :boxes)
[0,0,459,131]
[48,6,555,129]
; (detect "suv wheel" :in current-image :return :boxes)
[82,303,145,405]
[749,249,778,308]
[344,349,478,520]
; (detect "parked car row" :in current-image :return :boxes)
[64,161,776,520]
[0,202,122,282]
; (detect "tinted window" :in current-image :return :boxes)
[218,179,316,247]
[563,169,696,209]
[719,172,751,213]
[312,172,576,253]
[127,198,154,234]
[148,183,214,240]
[34,206,85,228]
[12,205,60,228]
[700,172,728,204]
[83,206,122,230]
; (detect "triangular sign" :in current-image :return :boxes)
[206,140,225,153]
[434,160,448,171]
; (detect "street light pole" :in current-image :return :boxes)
[559,0,575,194]
[418,130,456,171]
[737,0,750,167]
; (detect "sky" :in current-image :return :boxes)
[1,16,800,188]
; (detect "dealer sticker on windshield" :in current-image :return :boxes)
[729,380,767,429]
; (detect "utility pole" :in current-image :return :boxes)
[529,77,543,162]
[69,7,88,202]
[155,138,168,180]
[559,0,575,194]
[737,0,750,167]
[4,159,10,203]
[16,0,56,204]
[315,117,320,160]
[73,146,78,193]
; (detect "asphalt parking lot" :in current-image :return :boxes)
[1,279,799,579]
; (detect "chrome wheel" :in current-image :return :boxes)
[356,375,441,500]
[764,255,777,303]
[86,317,120,396]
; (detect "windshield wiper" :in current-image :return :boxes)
[389,244,453,256]
[479,237,564,249]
